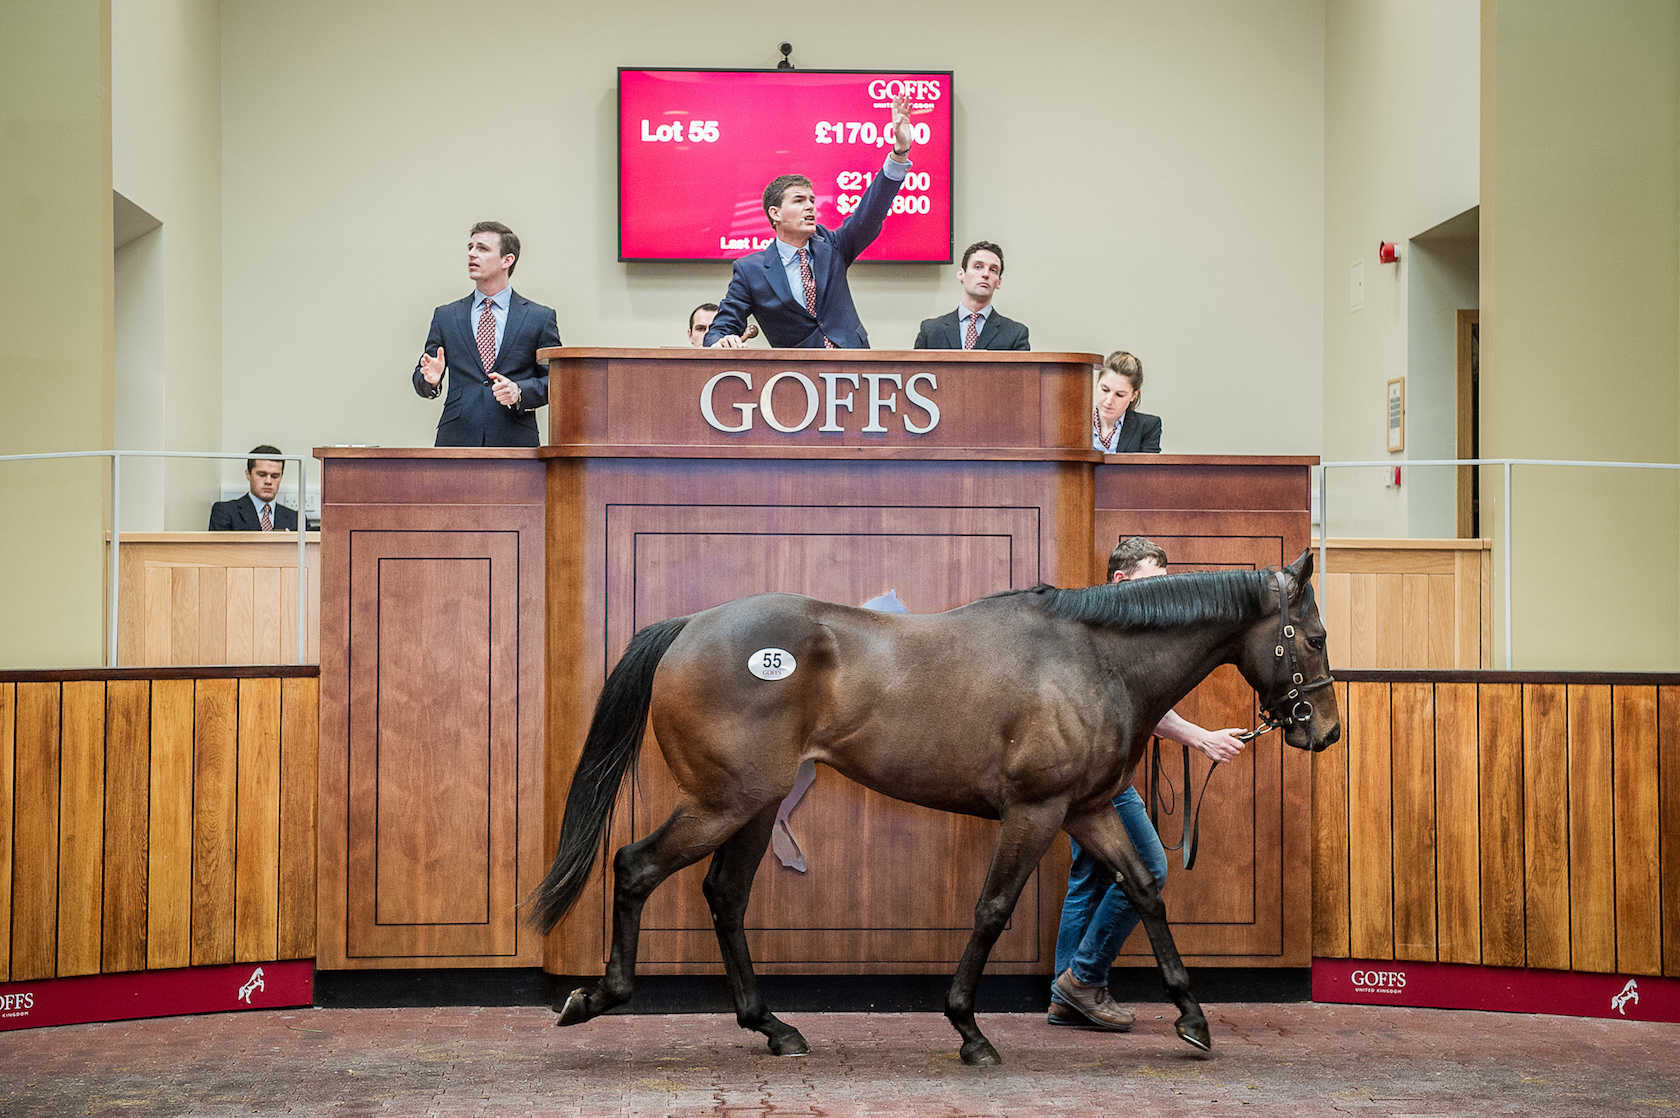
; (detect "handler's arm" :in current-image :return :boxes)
[1154,709,1246,763]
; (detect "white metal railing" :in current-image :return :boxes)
[0,450,310,666]
[1317,458,1680,669]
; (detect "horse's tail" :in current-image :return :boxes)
[526,615,691,934]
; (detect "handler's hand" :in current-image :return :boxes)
[890,93,913,158]
[1190,729,1248,764]
[419,347,446,386]
[489,372,522,407]
[711,335,745,348]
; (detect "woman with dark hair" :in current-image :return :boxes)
[1092,351,1162,453]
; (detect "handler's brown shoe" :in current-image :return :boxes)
[1053,970,1136,1031]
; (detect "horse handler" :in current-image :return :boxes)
[1049,537,1249,1030]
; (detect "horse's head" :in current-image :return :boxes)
[1234,549,1341,752]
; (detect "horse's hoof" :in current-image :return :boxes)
[766,1027,810,1057]
[1175,1016,1212,1052]
[556,987,593,1027]
[959,1039,1002,1066]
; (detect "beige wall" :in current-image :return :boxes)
[1481,0,1680,669]
[219,0,1326,458]
[111,0,225,531]
[0,1,114,668]
[1321,0,1480,539]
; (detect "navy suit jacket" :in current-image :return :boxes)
[1101,411,1163,454]
[912,309,1031,351]
[411,289,561,447]
[208,496,300,531]
[704,166,905,348]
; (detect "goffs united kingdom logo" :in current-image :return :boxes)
[1611,979,1639,1015]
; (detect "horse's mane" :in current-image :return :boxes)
[986,570,1274,630]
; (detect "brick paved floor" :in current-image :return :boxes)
[1,1002,1674,1116]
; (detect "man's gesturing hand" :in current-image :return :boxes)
[489,372,522,407]
[890,93,913,158]
[419,347,446,386]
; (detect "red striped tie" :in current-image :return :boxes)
[797,249,839,349]
[260,503,272,532]
[964,312,979,350]
[476,297,498,375]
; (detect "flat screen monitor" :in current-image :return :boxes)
[619,68,953,263]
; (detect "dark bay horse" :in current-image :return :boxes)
[530,551,1340,1065]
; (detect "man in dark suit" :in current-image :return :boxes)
[208,445,300,531]
[913,241,1030,351]
[413,221,562,447]
[705,95,915,349]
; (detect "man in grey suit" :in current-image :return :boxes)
[413,221,562,447]
[913,241,1030,351]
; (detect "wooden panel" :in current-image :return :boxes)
[279,676,319,959]
[1311,681,1351,957]
[1326,549,1457,575]
[192,678,238,966]
[1323,572,1351,674]
[1523,684,1570,970]
[0,684,13,980]
[170,567,199,667]
[1348,574,1378,670]
[225,567,254,664]
[1612,687,1661,976]
[1478,684,1525,967]
[1400,576,1432,673]
[1427,574,1455,670]
[1390,681,1436,960]
[1661,687,1680,978]
[235,677,282,962]
[11,683,60,981]
[1479,551,1493,668]
[1453,551,1482,669]
[148,678,195,969]
[253,567,283,663]
[144,566,172,664]
[1346,681,1393,959]
[1434,682,1480,964]
[1375,576,1404,669]
[198,566,227,664]
[57,681,105,976]
[102,680,151,974]
[1566,685,1615,972]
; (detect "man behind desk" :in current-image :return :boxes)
[705,94,915,349]
[413,221,562,447]
[914,241,1030,350]
[208,446,299,531]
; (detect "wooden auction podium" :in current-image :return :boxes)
[315,349,1315,979]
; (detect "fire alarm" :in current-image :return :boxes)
[1379,241,1400,264]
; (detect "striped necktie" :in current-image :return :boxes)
[260,503,273,532]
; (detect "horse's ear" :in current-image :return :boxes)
[1286,548,1314,596]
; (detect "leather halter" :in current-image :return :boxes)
[1238,569,1336,743]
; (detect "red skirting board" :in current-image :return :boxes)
[0,960,313,1031]
[1314,958,1678,1023]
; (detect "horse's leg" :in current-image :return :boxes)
[701,802,809,1056]
[1064,806,1210,1051]
[556,804,749,1027]
[945,803,1066,1066]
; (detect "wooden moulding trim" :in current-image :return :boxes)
[313,447,541,460]
[1338,669,1680,686]
[541,347,1104,363]
[0,665,321,683]
[1103,454,1321,467]
[105,532,322,543]
[1311,537,1493,551]
[536,445,1104,462]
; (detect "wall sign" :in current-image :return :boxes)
[1386,376,1405,453]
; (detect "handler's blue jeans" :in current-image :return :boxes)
[1052,785,1169,991]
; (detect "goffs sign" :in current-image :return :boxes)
[700,370,941,435]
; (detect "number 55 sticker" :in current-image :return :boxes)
[748,647,796,681]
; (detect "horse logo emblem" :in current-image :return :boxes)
[238,966,266,1005]
[1611,979,1639,1015]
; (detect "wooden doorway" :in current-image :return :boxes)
[1456,309,1480,538]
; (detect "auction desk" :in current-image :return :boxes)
[314,349,1315,979]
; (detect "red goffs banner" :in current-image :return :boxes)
[1314,958,1679,1023]
[0,960,313,1031]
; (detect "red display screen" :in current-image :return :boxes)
[619,68,953,263]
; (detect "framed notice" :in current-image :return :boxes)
[1386,377,1405,452]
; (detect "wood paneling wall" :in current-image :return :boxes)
[1314,673,1680,976]
[113,535,320,666]
[0,668,318,982]
[1315,539,1491,670]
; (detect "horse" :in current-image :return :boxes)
[529,550,1340,1066]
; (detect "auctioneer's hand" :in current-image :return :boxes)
[890,93,913,158]
[419,346,446,386]
[489,372,522,408]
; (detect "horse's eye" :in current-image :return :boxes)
[1306,634,1325,652]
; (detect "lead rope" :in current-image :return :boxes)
[1148,734,1220,871]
